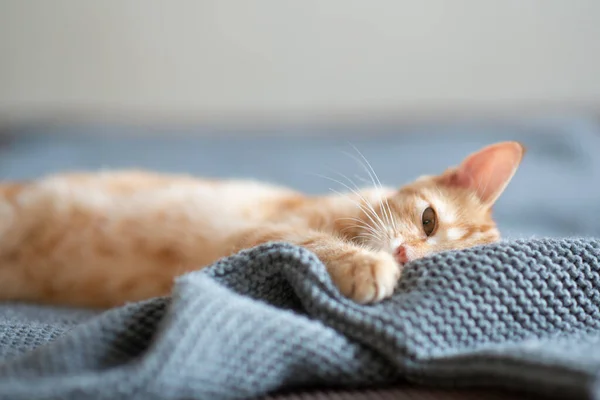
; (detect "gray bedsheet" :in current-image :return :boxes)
[0,117,599,399]
[1,239,600,400]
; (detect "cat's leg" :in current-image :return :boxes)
[230,225,401,304]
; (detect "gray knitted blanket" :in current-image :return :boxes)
[0,238,599,400]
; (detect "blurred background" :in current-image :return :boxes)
[0,0,599,238]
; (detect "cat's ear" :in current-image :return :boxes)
[441,141,525,207]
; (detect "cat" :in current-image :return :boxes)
[0,141,524,309]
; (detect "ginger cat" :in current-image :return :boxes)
[0,141,524,309]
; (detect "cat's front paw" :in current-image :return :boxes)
[328,250,401,304]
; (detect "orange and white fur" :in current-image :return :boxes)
[0,141,524,309]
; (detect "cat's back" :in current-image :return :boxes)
[32,170,296,198]
[0,170,304,245]
[16,169,298,207]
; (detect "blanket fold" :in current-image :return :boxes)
[1,238,600,400]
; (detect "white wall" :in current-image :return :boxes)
[1,0,599,125]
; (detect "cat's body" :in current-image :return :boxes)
[0,142,525,308]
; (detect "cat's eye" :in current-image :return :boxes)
[421,207,438,236]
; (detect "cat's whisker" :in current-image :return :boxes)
[327,186,383,229]
[346,230,382,243]
[316,173,388,234]
[327,169,393,236]
[352,174,371,185]
[324,167,391,235]
[328,187,387,236]
[354,229,382,238]
[343,146,397,235]
[337,218,377,233]
[342,150,387,219]
[329,170,364,195]
[324,182,382,227]
[388,214,400,236]
[336,216,376,230]
[330,169,371,188]
[383,197,397,233]
[351,148,395,230]
[337,218,381,237]
[353,232,383,244]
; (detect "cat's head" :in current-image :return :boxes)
[361,141,525,264]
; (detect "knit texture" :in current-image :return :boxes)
[0,238,599,400]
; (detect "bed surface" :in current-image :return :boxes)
[0,117,599,400]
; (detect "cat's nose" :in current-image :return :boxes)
[394,245,408,264]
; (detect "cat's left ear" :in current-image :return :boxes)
[441,141,526,207]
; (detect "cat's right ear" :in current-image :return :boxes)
[440,141,526,207]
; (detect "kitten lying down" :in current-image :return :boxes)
[0,141,524,308]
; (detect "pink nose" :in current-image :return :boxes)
[394,245,408,264]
